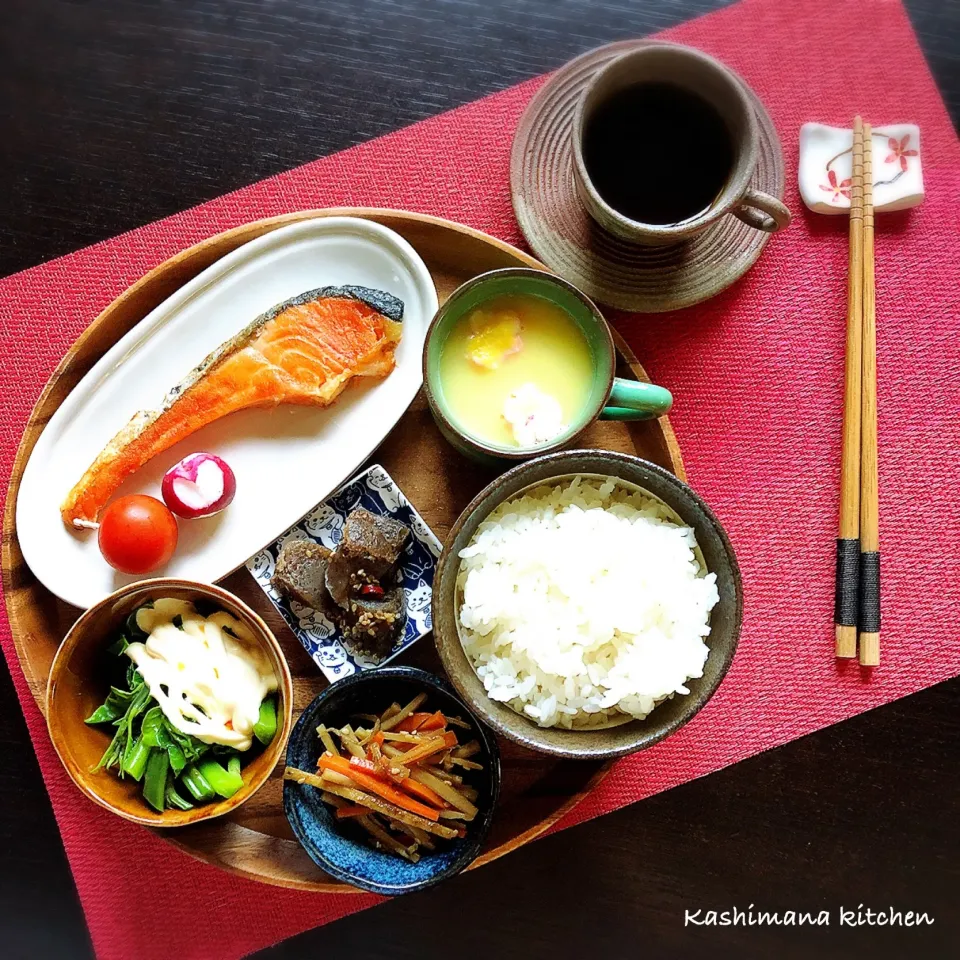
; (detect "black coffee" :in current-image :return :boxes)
[582,82,734,225]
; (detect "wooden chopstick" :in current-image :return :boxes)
[859,124,880,666]
[835,117,864,659]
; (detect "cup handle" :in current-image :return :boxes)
[600,378,673,421]
[732,188,792,233]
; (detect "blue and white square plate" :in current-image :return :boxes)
[246,464,442,682]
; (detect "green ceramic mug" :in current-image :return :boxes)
[422,268,673,463]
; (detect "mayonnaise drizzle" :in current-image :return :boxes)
[124,598,277,751]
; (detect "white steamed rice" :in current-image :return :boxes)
[456,476,719,729]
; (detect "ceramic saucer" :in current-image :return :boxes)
[510,40,786,313]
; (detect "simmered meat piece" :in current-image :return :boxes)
[337,585,407,655]
[275,508,411,657]
[272,540,337,619]
[325,508,410,606]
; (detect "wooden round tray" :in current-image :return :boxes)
[3,208,685,891]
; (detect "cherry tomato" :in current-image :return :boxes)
[98,495,179,574]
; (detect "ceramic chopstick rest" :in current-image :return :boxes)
[798,122,924,215]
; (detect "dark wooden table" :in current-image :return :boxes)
[1,1,958,957]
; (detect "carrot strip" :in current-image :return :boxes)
[380,693,427,732]
[400,777,447,809]
[348,756,382,777]
[297,775,458,839]
[319,754,439,821]
[335,804,369,819]
[392,712,433,733]
[417,710,446,732]
[350,753,407,786]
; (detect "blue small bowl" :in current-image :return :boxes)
[247,464,442,683]
[283,666,501,895]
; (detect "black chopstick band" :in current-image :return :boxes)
[835,538,860,626]
[859,552,881,633]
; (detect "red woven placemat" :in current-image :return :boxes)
[2,0,958,957]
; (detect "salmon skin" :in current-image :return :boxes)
[61,285,404,528]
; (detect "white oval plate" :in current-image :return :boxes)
[17,217,439,609]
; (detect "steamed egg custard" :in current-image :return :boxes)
[126,598,278,751]
[438,294,594,449]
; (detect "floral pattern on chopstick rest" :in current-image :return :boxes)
[798,122,924,214]
[246,464,441,682]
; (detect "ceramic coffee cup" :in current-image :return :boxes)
[572,42,791,245]
[423,268,673,463]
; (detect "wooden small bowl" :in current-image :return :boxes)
[45,579,293,827]
[433,450,742,760]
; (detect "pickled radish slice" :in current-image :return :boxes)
[161,453,236,519]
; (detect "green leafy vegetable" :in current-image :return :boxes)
[253,696,278,746]
[181,765,215,802]
[121,736,151,781]
[125,659,144,691]
[143,749,169,812]
[163,718,210,764]
[164,780,194,811]
[140,706,167,748]
[125,606,150,641]
[196,759,243,799]
[191,597,219,618]
[94,681,153,773]
[166,741,187,777]
[84,609,272,812]
[84,687,133,725]
[106,635,129,658]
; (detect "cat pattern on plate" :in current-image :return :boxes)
[246,464,442,682]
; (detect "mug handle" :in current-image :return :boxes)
[600,378,673,421]
[732,188,792,233]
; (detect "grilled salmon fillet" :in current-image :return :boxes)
[61,285,404,528]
